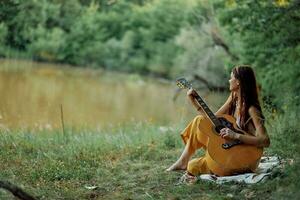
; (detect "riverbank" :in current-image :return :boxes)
[1,109,299,199]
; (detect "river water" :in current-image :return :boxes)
[0,59,227,131]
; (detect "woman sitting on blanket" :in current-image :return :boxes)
[167,65,270,178]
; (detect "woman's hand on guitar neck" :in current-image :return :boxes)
[187,89,205,115]
[220,128,240,140]
[187,89,198,98]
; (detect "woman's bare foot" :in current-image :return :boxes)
[166,161,187,172]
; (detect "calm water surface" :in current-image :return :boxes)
[0,59,227,131]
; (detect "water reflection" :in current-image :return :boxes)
[0,59,227,131]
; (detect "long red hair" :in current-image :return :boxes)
[228,65,264,130]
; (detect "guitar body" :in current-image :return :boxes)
[200,114,263,176]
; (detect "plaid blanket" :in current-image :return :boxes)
[179,156,289,185]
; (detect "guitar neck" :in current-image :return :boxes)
[193,93,222,127]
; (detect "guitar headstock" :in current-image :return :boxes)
[176,78,192,89]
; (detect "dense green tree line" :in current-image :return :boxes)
[0,0,199,77]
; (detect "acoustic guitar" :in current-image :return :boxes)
[176,78,263,176]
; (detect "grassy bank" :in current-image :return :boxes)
[0,108,299,199]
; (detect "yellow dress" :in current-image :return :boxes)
[180,115,212,175]
[181,115,256,176]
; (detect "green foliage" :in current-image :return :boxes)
[27,26,66,61]
[0,0,199,77]
[215,0,300,106]
[63,3,106,66]
[0,23,7,45]
[264,96,300,158]
[173,26,229,84]
[0,22,8,55]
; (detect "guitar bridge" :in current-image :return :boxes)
[222,140,242,149]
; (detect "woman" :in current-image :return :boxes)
[167,65,270,177]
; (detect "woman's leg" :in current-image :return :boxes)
[166,115,208,171]
[166,140,196,171]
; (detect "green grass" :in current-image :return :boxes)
[0,108,299,199]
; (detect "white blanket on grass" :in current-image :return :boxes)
[198,156,281,184]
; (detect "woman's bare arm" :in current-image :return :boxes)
[215,94,232,115]
[188,91,232,117]
[236,106,270,148]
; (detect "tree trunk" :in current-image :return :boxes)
[0,180,37,200]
